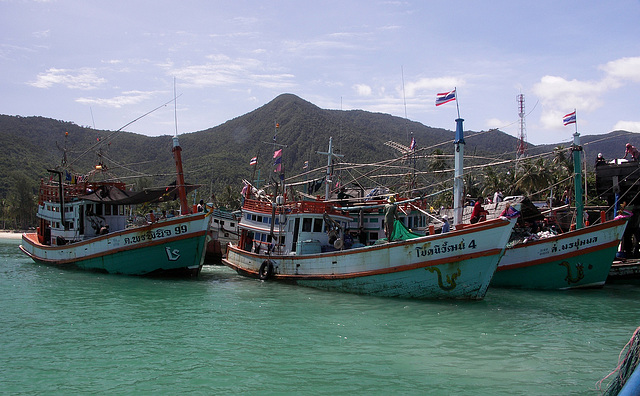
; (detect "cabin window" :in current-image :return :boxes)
[302,218,312,232]
[257,215,263,222]
[105,205,112,216]
[96,204,103,216]
[220,220,225,226]
[230,222,235,228]
[246,214,251,221]
[313,218,323,232]
[369,218,379,223]
[65,221,73,230]
[279,236,285,244]
[369,232,378,241]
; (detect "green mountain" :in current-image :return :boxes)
[1,93,638,209]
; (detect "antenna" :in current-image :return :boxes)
[516,93,527,161]
[173,77,179,137]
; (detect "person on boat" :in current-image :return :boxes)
[441,215,450,233]
[562,188,571,205]
[343,230,354,249]
[499,202,521,219]
[595,153,607,166]
[197,199,205,212]
[623,143,640,161]
[493,191,503,203]
[384,195,399,241]
[357,226,367,245]
[470,197,488,224]
[337,187,351,206]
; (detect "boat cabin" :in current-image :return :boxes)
[237,198,352,255]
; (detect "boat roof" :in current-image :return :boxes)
[77,183,199,205]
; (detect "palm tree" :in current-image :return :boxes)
[515,157,553,199]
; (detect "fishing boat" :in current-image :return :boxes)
[20,135,212,276]
[204,207,240,264]
[223,120,516,299]
[489,132,628,289]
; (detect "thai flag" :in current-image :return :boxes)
[249,156,257,165]
[563,111,576,126]
[410,137,416,151]
[435,89,456,106]
[273,149,282,159]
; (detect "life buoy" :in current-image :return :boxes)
[259,260,273,280]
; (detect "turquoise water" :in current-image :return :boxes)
[1,237,638,395]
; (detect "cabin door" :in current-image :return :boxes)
[291,217,300,252]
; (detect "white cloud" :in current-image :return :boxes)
[353,84,372,96]
[29,68,106,90]
[485,118,513,130]
[600,57,640,83]
[168,55,295,89]
[532,56,640,130]
[403,77,463,98]
[613,121,640,133]
[532,75,611,128]
[76,90,160,108]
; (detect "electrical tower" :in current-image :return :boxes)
[516,93,527,161]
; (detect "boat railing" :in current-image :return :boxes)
[39,179,126,204]
[243,198,341,216]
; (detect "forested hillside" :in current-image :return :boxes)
[1,93,638,229]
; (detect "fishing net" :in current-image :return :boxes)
[391,220,423,241]
[598,326,640,394]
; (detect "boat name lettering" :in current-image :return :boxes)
[123,224,189,245]
[415,239,476,257]
[551,236,598,253]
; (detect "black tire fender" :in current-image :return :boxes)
[258,260,273,280]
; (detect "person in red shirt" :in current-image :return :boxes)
[470,197,488,224]
[624,143,639,161]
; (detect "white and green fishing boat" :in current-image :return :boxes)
[224,120,515,300]
[20,136,212,276]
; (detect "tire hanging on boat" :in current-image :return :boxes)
[259,260,273,280]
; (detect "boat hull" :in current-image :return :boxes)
[491,219,627,289]
[223,218,515,299]
[20,214,210,276]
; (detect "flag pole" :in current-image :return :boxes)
[455,87,461,120]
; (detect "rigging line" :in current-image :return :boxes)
[98,153,153,176]
[68,95,182,167]
[98,173,176,182]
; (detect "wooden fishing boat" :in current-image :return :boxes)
[223,124,516,299]
[224,194,514,299]
[491,216,627,289]
[20,136,212,276]
[489,132,628,289]
[204,207,239,264]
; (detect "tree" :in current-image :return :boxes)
[8,172,36,229]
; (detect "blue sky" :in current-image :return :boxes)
[2,0,640,145]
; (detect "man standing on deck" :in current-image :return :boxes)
[384,196,399,241]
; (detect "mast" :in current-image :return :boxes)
[571,131,584,229]
[171,80,190,215]
[453,118,465,226]
[317,137,344,200]
[172,136,190,215]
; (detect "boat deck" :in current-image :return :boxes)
[608,259,640,282]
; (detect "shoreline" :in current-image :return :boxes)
[0,231,25,240]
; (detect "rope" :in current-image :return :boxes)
[597,326,640,394]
